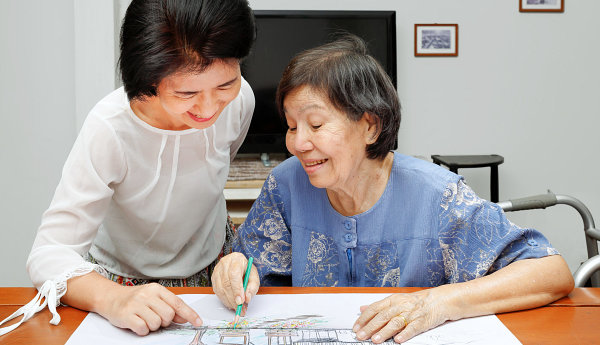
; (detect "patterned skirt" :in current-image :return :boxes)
[87,215,235,287]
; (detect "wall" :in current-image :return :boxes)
[0,0,598,286]
[0,1,76,286]
[0,0,117,286]
[74,1,118,130]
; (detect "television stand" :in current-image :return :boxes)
[225,153,286,225]
[260,152,272,167]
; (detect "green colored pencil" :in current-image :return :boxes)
[233,257,253,329]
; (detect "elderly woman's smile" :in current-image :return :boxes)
[304,158,328,167]
[283,85,380,192]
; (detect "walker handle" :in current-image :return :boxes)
[497,192,557,212]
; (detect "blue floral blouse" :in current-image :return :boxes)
[232,152,558,287]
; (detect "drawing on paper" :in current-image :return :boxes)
[216,314,327,329]
[157,326,397,345]
[142,314,396,345]
[65,294,522,345]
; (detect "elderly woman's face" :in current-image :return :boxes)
[284,86,375,190]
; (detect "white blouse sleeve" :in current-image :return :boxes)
[4,114,125,335]
[26,113,126,296]
[229,78,255,161]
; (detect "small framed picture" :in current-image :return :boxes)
[520,0,564,12]
[414,24,458,57]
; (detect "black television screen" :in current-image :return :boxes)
[239,10,397,155]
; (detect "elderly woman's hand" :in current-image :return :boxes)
[211,252,260,313]
[352,289,452,343]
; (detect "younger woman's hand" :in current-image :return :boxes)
[211,252,260,313]
[352,290,450,343]
[99,282,202,336]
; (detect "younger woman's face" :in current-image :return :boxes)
[155,59,241,130]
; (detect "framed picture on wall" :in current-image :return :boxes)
[520,0,564,12]
[414,24,458,57]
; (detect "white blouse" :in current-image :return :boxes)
[25,78,254,298]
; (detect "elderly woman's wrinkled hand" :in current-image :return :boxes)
[352,290,451,343]
[211,252,260,313]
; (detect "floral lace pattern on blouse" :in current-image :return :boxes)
[233,157,558,287]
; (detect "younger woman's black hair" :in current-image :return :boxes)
[119,0,256,101]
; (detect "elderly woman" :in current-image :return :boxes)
[211,35,573,342]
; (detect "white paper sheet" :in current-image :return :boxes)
[65,294,521,345]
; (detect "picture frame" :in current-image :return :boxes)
[414,24,458,57]
[520,0,564,12]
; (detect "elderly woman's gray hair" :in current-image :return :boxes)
[276,34,400,160]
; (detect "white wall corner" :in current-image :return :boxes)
[74,0,119,132]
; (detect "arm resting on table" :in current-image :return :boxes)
[62,271,202,336]
[354,255,574,343]
[443,255,574,318]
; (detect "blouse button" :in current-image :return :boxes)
[527,239,539,247]
[344,233,353,242]
[344,220,352,230]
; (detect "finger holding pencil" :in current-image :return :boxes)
[233,257,253,327]
[211,253,260,318]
